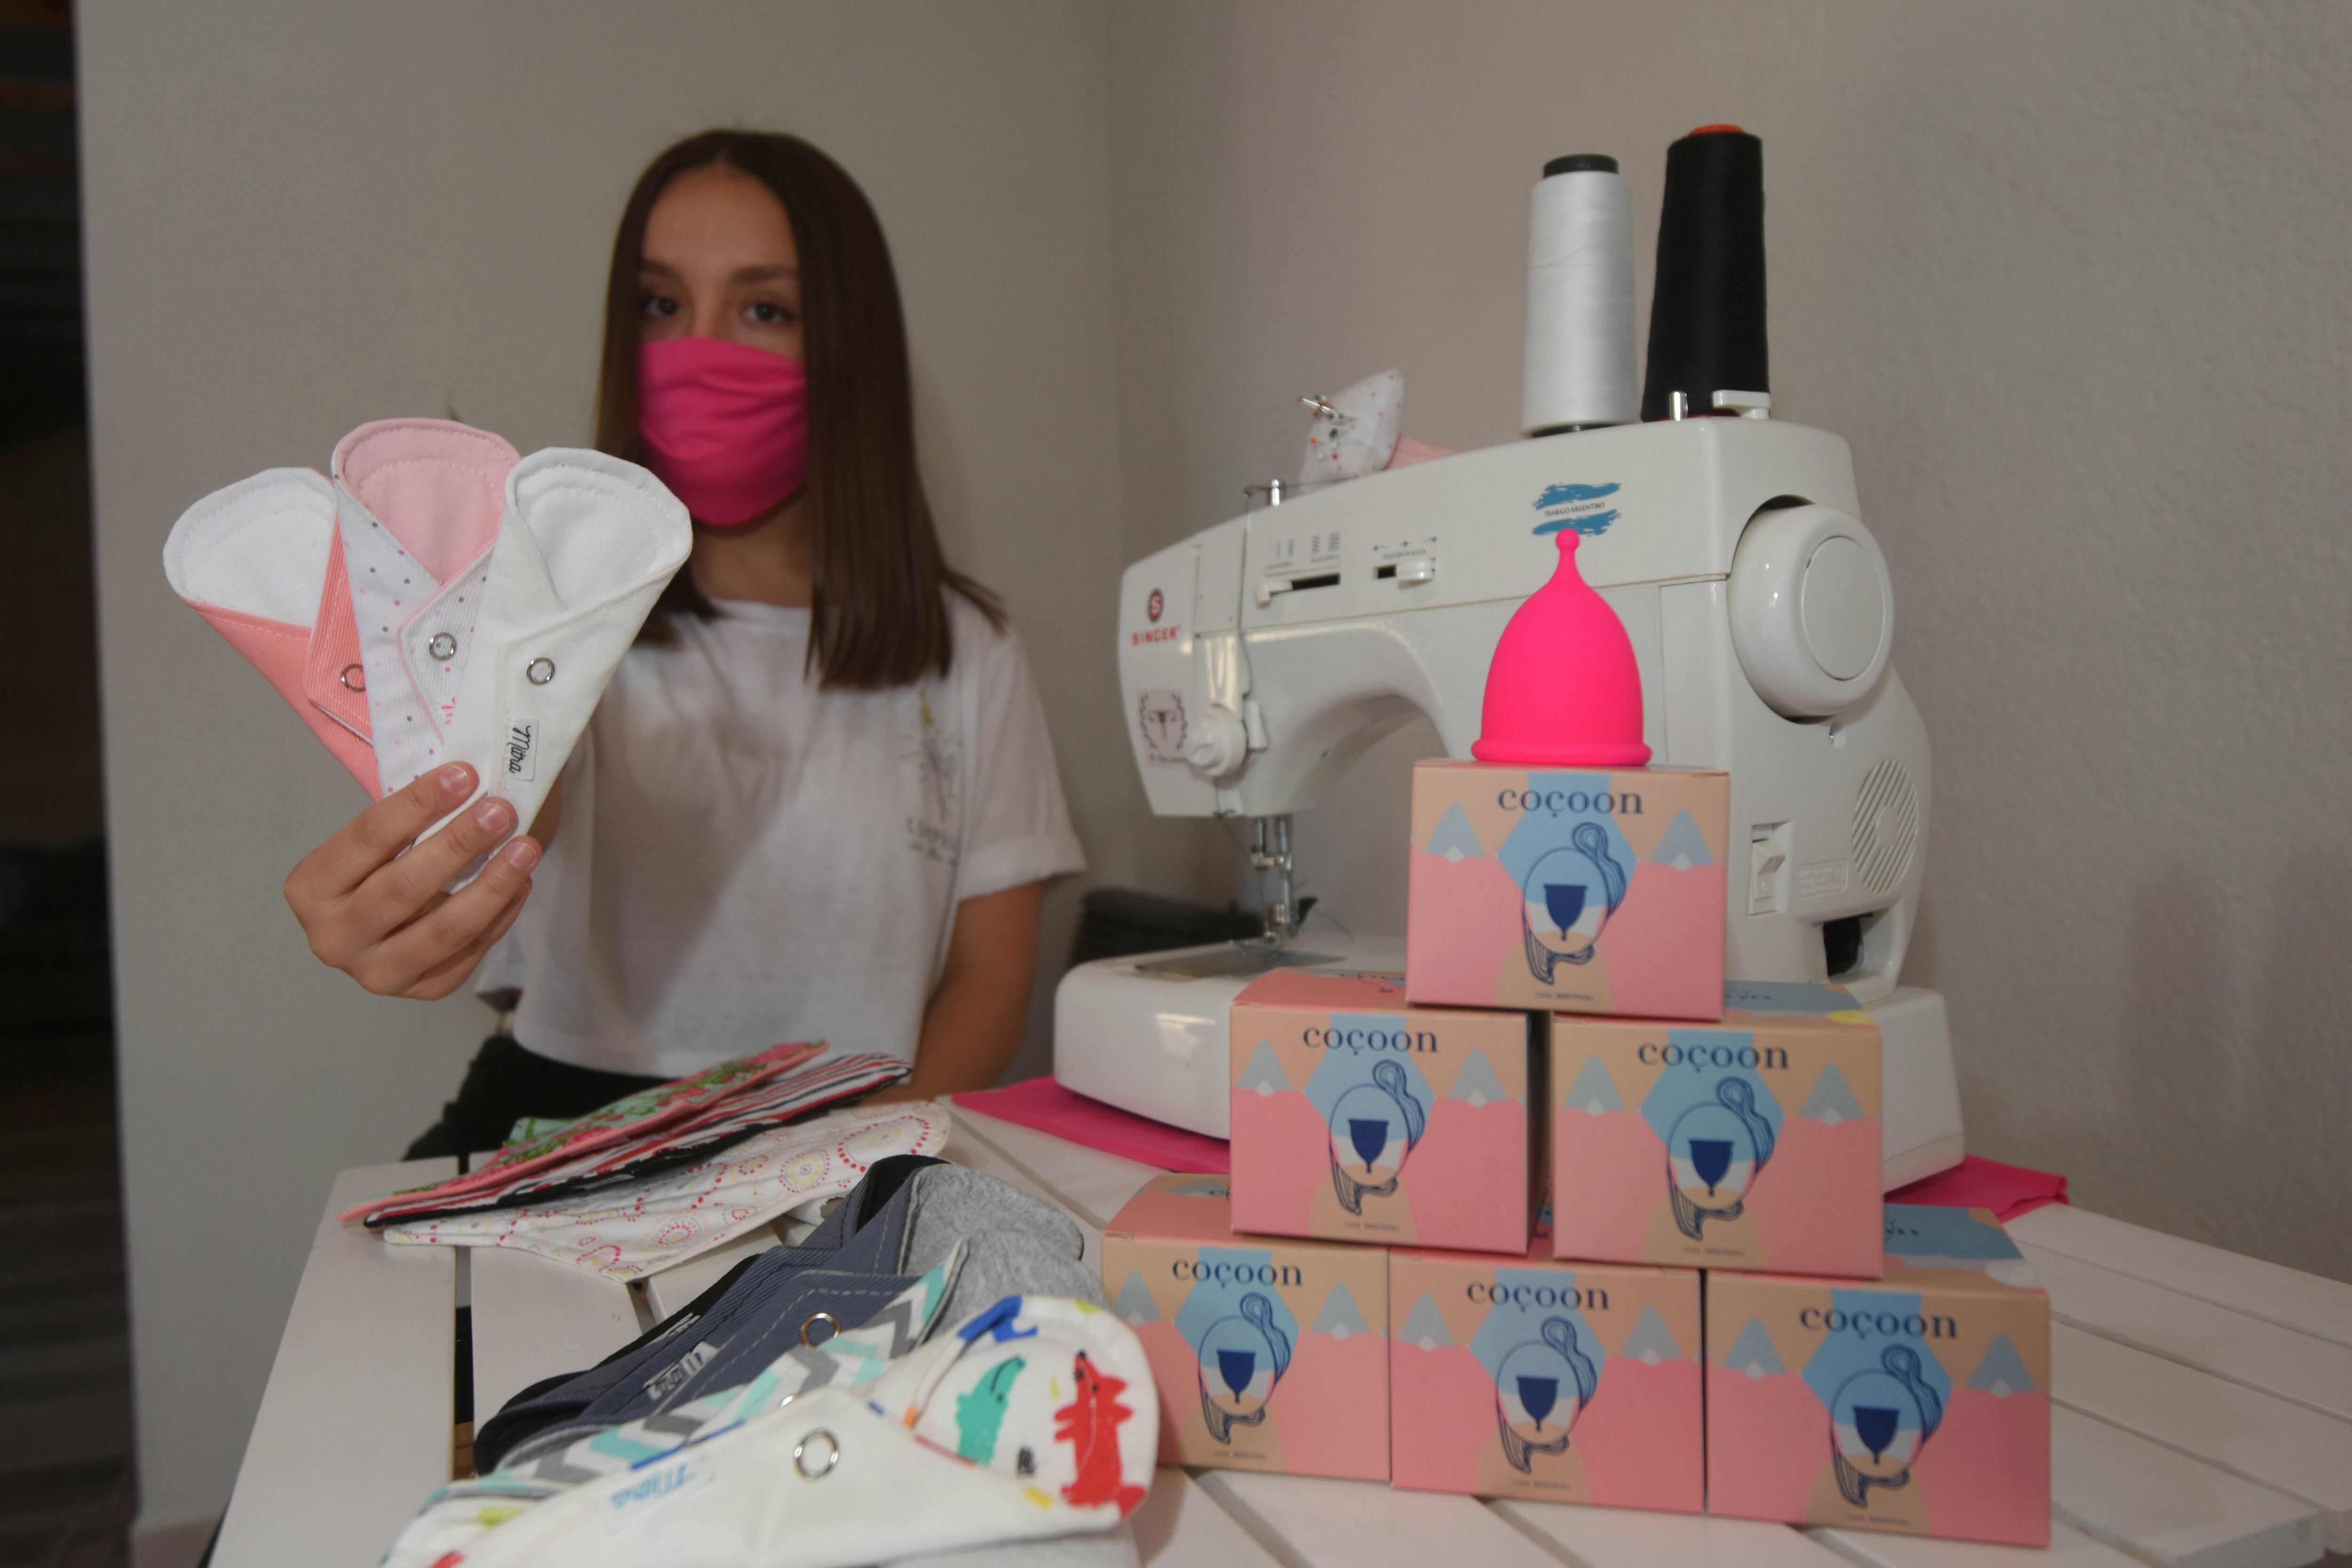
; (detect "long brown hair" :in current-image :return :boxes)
[597,130,1001,685]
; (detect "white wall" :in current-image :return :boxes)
[78,0,1123,1534]
[1104,0,2352,1280]
[81,0,2352,1543]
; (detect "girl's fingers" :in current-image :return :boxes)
[363,837,542,993]
[403,878,535,1001]
[290,764,480,906]
[343,794,524,946]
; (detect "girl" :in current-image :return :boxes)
[281,130,1084,1155]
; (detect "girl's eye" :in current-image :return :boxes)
[746,301,795,326]
[640,294,680,319]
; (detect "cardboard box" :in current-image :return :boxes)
[1706,1204,2051,1546]
[1405,761,1728,1020]
[1103,1174,1389,1480]
[1229,967,1536,1254]
[1389,1241,1702,1510]
[1551,982,1883,1277]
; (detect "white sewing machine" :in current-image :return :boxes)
[1055,413,1965,1189]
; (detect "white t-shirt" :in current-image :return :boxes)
[499,591,1085,1077]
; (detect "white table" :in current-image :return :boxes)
[215,1109,2352,1568]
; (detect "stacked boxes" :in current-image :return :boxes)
[1101,749,2047,1545]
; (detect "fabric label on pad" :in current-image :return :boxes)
[504,718,537,781]
[643,1340,718,1402]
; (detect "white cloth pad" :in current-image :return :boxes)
[392,1286,1157,1568]
[421,447,690,866]
[332,419,519,796]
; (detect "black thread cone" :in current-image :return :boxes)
[1640,127,1768,421]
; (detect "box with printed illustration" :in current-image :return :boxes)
[1706,1204,2052,1546]
[1229,968,1536,1255]
[1388,1241,1701,1511]
[1102,1174,1389,1480]
[1405,761,1728,1020]
[1550,982,1883,1277]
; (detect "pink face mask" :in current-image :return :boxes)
[637,336,809,527]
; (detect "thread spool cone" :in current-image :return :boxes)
[1641,124,1768,422]
[1471,529,1650,766]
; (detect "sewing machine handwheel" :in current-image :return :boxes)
[1729,503,1893,718]
[1186,704,1248,778]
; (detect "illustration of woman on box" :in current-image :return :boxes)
[1196,1293,1292,1443]
[1494,1316,1599,1472]
[1326,1059,1427,1215]
[1829,1345,1944,1504]
[1665,1077,1776,1239]
[1520,824,1629,980]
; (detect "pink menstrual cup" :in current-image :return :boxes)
[1471,528,1651,765]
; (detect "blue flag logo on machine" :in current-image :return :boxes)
[1531,481,1621,538]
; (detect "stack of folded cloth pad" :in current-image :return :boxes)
[381,1153,1159,1568]
[161,416,693,867]
[342,1044,951,1280]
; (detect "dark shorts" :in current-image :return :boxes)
[404,1035,668,1162]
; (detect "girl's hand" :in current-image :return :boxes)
[283,762,540,1000]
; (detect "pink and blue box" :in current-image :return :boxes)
[1103,1175,1390,1481]
[1228,968,1535,1256]
[1549,981,1887,1279]
[1406,761,1729,1020]
[1707,1205,2051,1546]
[1389,1242,1704,1509]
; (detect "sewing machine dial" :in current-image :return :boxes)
[1728,503,1894,718]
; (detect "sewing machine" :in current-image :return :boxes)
[1055,413,1965,1189]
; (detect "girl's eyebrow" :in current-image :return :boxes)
[637,259,797,284]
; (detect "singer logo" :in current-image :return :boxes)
[1132,586,1178,643]
[1532,481,1621,538]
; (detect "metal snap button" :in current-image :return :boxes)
[525,656,556,685]
[799,1311,841,1347]
[428,632,457,660]
[339,663,366,692]
[793,1429,839,1479]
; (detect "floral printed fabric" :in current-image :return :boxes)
[380,1100,951,1280]
[355,1051,906,1228]
[342,1042,822,1224]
